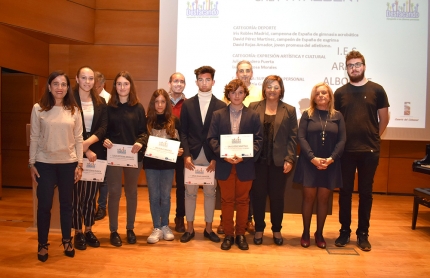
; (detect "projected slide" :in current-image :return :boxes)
[175,0,428,129]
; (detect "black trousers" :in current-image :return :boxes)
[252,163,287,232]
[72,180,100,230]
[338,151,379,235]
[175,157,185,218]
[36,162,76,244]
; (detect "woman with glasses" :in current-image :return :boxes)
[248,75,298,246]
[29,70,83,262]
[103,71,147,247]
[72,66,108,251]
[294,82,346,248]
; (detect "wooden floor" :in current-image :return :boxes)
[0,187,430,277]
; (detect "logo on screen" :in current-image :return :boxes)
[386,1,419,19]
[186,0,219,17]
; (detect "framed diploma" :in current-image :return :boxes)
[220,134,253,158]
[184,165,215,185]
[144,135,180,163]
[81,159,108,182]
[107,144,138,168]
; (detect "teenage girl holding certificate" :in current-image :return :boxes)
[143,89,183,244]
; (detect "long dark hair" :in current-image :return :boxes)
[146,89,176,138]
[39,70,78,115]
[73,66,103,105]
[108,71,139,107]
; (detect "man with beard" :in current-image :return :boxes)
[168,72,187,233]
[333,50,389,251]
[179,66,226,243]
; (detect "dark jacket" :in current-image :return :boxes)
[74,91,108,160]
[180,94,226,162]
[249,99,298,166]
[207,105,263,181]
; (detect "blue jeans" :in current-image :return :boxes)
[145,168,174,228]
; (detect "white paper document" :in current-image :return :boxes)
[80,159,107,182]
[144,136,180,163]
[184,165,215,185]
[107,144,138,168]
[220,134,253,158]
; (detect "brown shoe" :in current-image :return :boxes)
[174,217,185,233]
[217,217,224,235]
[246,221,255,235]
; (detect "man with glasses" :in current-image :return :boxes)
[94,71,110,221]
[168,72,187,233]
[179,66,226,243]
[334,51,389,251]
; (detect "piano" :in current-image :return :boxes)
[411,144,430,230]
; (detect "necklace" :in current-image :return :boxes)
[317,110,328,146]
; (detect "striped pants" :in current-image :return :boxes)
[72,180,100,230]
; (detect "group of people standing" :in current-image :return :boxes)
[30,50,389,262]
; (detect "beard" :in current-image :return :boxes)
[348,70,365,83]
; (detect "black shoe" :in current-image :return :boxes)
[357,232,371,251]
[37,243,49,262]
[61,237,75,258]
[204,229,221,243]
[94,207,106,221]
[235,235,249,250]
[221,235,234,250]
[335,229,351,247]
[273,236,283,246]
[180,230,195,243]
[110,231,122,247]
[127,229,136,244]
[253,235,263,245]
[74,232,87,250]
[85,231,100,247]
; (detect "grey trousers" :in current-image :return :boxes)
[185,149,216,223]
[106,161,143,232]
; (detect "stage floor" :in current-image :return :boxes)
[0,187,429,277]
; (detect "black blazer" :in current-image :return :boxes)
[180,94,226,162]
[249,99,298,166]
[207,105,263,181]
[74,92,108,160]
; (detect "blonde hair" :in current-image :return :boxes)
[306,82,335,118]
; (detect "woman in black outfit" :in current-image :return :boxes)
[72,66,107,250]
[293,82,346,248]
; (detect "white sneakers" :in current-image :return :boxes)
[161,225,174,241]
[147,226,174,243]
[147,228,163,243]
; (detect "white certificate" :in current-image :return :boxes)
[144,135,180,163]
[107,144,138,168]
[220,134,254,158]
[80,159,108,182]
[184,165,215,185]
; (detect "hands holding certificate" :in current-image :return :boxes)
[103,139,142,154]
[224,155,243,165]
[184,156,216,173]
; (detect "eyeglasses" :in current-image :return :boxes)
[346,62,364,69]
[52,82,68,88]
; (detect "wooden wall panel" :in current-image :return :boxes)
[0,0,94,43]
[373,158,389,193]
[1,150,31,188]
[95,10,159,45]
[0,25,48,77]
[387,158,430,194]
[96,0,159,10]
[49,45,71,75]
[68,45,158,80]
[380,140,390,158]
[1,75,35,113]
[69,0,96,9]
[389,140,428,159]
[1,113,30,151]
